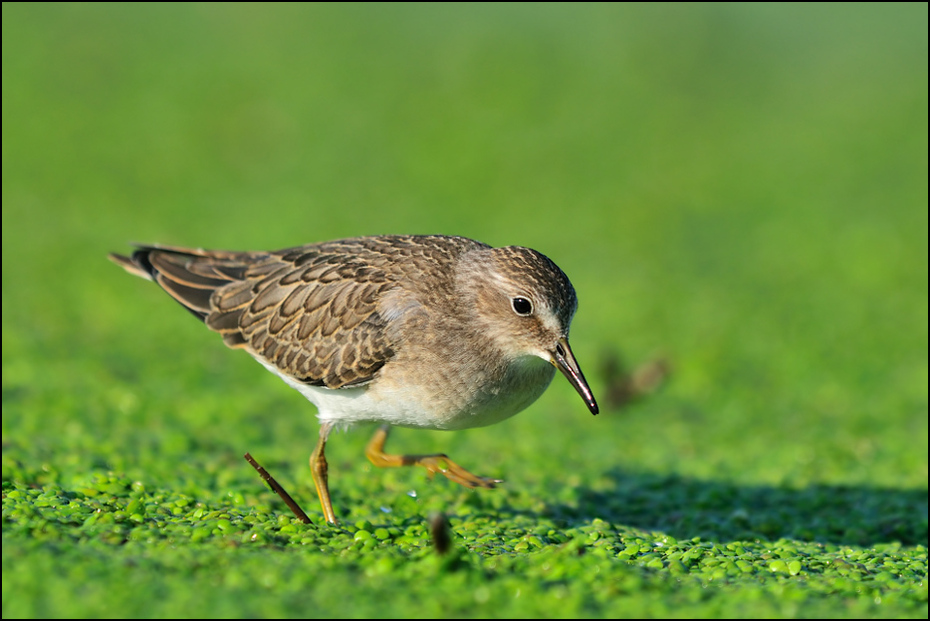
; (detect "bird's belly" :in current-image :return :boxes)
[257,355,556,431]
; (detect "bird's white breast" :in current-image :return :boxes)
[255,353,555,431]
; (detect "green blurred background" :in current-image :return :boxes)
[3,3,927,617]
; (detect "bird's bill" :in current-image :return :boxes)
[550,337,599,415]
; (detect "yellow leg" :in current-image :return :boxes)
[365,425,502,489]
[310,422,338,524]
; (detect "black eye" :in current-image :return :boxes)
[511,297,533,316]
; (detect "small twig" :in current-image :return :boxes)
[601,352,671,409]
[429,511,453,556]
[244,452,312,524]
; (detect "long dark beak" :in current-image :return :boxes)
[551,337,599,415]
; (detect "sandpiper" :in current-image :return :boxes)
[110,235,598,523]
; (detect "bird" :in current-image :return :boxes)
[109,235,598,524]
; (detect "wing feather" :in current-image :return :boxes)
[111,236,488,389]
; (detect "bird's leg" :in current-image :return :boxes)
[365,424,502,489]
[310,421,338,524]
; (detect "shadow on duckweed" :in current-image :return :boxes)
[541,470,927,547]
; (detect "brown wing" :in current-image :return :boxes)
[109,243,399,389]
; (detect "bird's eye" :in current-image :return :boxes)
[511,297,533,316]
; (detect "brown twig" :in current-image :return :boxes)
[429,511,453,556]
[601,352,671,409]
[244,452,312,524]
